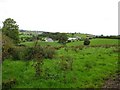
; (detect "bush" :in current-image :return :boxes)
[43,46,56,59]
[2,34,14,60]
[24,47,36,60]
[84,38,90,45]
[25,45,56,60]
[9,46,27,60]
[31,45,56,77]
[58,56,73,71]
[6,44,56,60]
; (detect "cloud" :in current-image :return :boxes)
[0,0,119,35]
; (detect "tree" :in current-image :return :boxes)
[2,18,19,44]
[57,33,68,44]
[71,33,74,37]
[84,38,90,45]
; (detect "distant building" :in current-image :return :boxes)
[75,36,81,40]
[68,38,77,41]
[67,37,77,42]
[45,38,54,42]
[68,36,81,42]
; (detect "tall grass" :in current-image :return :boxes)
[2,46,118,88]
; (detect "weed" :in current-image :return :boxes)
[59,56,73,71]
[33,61,43,77]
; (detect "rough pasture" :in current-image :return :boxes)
[2,38,119,88]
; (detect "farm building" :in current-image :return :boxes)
[45,38,54,42]
[68,36,81,42]
[68,37,77,42]
[75,36,82,40]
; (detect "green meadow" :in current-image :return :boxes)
[21,38,118,47]
[2,38,119,88]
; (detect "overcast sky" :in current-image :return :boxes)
[0,0,119,35]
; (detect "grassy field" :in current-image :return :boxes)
[67,33,87,38]
[21,41,62,47]
[21,38,118,47]
[2,38,119,88]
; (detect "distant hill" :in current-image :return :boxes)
[19,29,96,39]
[19,29,44,35]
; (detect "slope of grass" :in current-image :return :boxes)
[21,41,62,47]
[66,38,118,46]
[21,38,118,47]
[90,39,118,45]
[2,46,118,88]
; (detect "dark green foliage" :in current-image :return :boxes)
[25,47,35,60]
[95,35,120,39]
[24,35,37,42]
[57,33,68,44]
[84,38,90,45]
[39,32,61,41]
[7,44,56,61]
[33,61,43,77]
[9,47,20,60]
[2,18,19,44]
[32,46,55,77]
[31,45,56,60]
[2,78,16,89]
[2,34,14,60]
[67,40,71,43]
[9,46,27,60]
[43,46,56,59]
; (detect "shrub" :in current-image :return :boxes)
[24,47,36,60]
[2,34,14,60]
[6,44,56,61]
[9,46,27,60]
[25,45,56,60]
[43,46,56,59]
[59,56,73,71]
[2,78,16,89]
[84,38,90,45]
[33,61,43,77]
[31,45,56,77]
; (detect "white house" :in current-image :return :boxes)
[68,38,77,40]
[67,36,82,42]
[68,37,77,42]
[45,38,54,42]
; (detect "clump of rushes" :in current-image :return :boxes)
[64,46,69,52]
[32,43,56,77]
[44,46,56,59]
[58,55,74,84]
[71,46,79,53]
[33,46,44,77]
[59,55,73,71]
[34,60,43,77]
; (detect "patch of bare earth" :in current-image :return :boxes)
[102,74,120,89]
